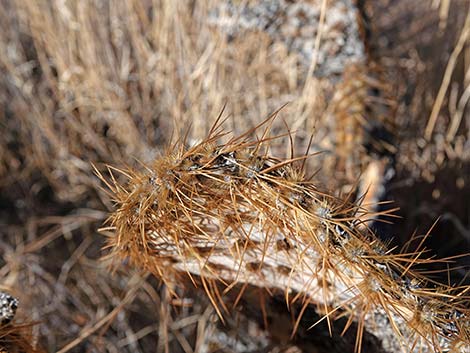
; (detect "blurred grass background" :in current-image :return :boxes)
[0,0,469,352]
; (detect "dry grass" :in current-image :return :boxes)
[0,0,469,352]
[0,0,322,201]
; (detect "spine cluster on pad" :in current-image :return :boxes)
[101,116,470,353]
[0,291,43,353]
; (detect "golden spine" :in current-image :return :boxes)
[100,116,470,353]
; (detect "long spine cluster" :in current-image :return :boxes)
[102,117,470,353]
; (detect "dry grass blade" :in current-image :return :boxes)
[56,273,146,353]
[425,11,470,140]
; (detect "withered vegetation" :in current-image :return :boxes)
[0,0,469,352]
[102,112,470,352]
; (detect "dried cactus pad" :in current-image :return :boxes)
[102,116,470,353]
[0,292,18,325]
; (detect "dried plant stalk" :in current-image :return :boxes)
[102,116,469,353]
